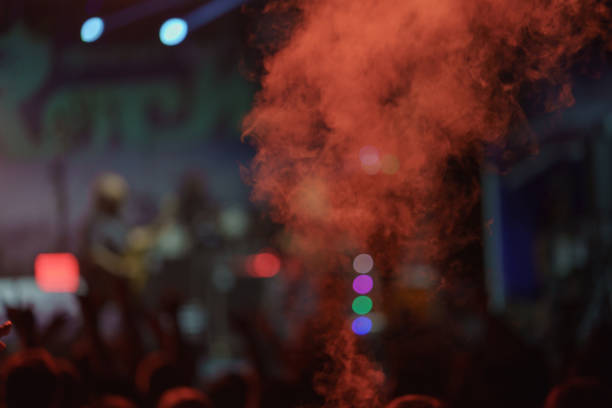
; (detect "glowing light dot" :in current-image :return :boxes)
[247,252,281,278]
[352,275,373,294]
[160,18,188,46]
[359,146,381,175]
[353,253,374,274]
[352,316,372,335]
[352,296,373,315]
[219,206,249,238]
[381,154,400,175]
[81,17,104,43]
[34,253,80,293]
[359,146,379,165]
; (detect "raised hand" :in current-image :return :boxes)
[0,320,12,351]
[4,305,37,348]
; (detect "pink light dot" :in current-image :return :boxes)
[359,146,381,175]
[359,146,380,166]
[352,275,373,294]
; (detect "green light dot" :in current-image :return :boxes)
[352,296,373,315]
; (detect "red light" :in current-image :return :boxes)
[34,253,79,293]
[246,252,281,278]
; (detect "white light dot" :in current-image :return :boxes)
[353,253,374,274]
[160,18,188,46]
[81,17,104,43]
[219,206,249,238]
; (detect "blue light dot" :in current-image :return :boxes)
[160,18,188,46]
[351,316,372,335]
[81,17,104,43]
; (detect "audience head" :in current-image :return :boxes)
[90,395,138,408]
[386,394,446,408]
[157,387,211,408]
[544,377,612,408]
[136,352,183,406]
[207,372,257,408]
[93,173,128,215]
[0,348,59,408]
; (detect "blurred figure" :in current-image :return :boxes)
[157,387,211,408]
[79,173,151,376]
[176,172,218,240]
[0,348,59,408]
[386,394,446,408]
[80,172,131,301]
[544,377,612,408]
[145,171,219,309]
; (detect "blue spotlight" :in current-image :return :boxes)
[160,18,188,46]
[186,0,246,30]
[81,17,105,43]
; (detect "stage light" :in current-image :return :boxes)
[351,316,372,335]
[352,296,373,315]
[353,253,374,274]
[34,253,79,293]
[352,275,373,294]
[81,17,104,43]
[160,18,188,46]
[246,251,281,278]
[185,0,246,30]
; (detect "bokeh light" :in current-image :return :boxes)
[81,17,104,43]
[212,264,236,292]
[353,253,374,274]
[359,146,381,175]
[160,18,188,46]
[351,316,373,335]
[352,275,373,294]
[219,206,249,238]
[381,154,400,175]
[352,296,373,315]
[177,302,208,338]
[369,312,388,333]
[247,252,281,278]
[99,303,122,343]
[34,253,80,293]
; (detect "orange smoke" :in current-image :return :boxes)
[245,0,607,255]
[314,326,385,408]
[244,0,609,406]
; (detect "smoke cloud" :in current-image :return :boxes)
[244,0,610,406]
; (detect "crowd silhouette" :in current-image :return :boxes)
[0,174,611,408]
